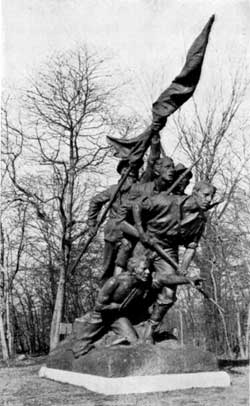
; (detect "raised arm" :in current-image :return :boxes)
[140,133,161,183]
[179,222,205,275]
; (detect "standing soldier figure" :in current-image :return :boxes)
[130,181,216,342]
[87,134,162,283]
[87,159,142,283]
[114,156,176,274]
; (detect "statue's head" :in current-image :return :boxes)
[117,158,143,181]
[192,181,216,211]
[127,255,150,283]
[174,163,193,194]
[153,156,175,184]
[117,158,143,189]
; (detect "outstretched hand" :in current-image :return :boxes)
[107,303,121,311]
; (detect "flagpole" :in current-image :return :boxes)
[69,15,215,274]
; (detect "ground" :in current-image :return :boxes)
[0,357,249,406]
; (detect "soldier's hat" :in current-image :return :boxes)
[175,163,193,179]
[116,158,144,175]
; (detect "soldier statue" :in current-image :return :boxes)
[114,155,176,274]
[129,181,216,342]
[71,255,151,358]
[87,134,161,283]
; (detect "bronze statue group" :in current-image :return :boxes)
[69,15,217,358]
[71,134,216,358]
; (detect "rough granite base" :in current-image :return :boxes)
[46,336,219,377]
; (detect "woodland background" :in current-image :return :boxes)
[1,44,250,360]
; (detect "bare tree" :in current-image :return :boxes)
[0,202,29,359]
[172,70,250,355]
[1,46,135,350]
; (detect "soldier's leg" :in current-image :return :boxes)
[114,237,137,275]
[150,286,177,322]
[111,317,139,343]
[100,240,117,284]
[143,292,177,343]
[71,312,106,358]
[143,250,178,343]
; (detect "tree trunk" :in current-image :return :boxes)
[210,265,232,357]
[0,264,9,360]
[178,310,184,345]
[0,308,9,360]
[245,303,250,358]
[49,266,66,351]
[236,311,246,358]
[6,289,14,357]
[49,136,75,351]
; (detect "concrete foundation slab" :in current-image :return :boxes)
[39,366,230,395]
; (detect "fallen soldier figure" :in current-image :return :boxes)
[71,252,203,357]
[71,255,152,358]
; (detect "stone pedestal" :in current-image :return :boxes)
[39,336,230,393]
[47,337,218,377]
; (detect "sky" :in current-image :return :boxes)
[3,0,250,84]
[2,0,250,181]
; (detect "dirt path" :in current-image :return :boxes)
[0,361,249,406]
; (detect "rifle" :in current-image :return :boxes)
[150,242,225,313]
[205,199,224,211]
[120,221,225,313]
[119,288,139,312]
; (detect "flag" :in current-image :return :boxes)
[152,14,215,130]
[107,134,144,159]
[107,15,215,164]
[107,126,153,162]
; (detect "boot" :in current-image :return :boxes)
[143,320,158,344]
[150,302,172,324]
[143,302,173,343]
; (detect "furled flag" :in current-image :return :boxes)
[107,14,215,164]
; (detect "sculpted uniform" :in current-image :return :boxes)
[87,137,161,282]
[115,180,163,268]
[88,182,133,282]
[115,157,175,269]
[134,193,207,325]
